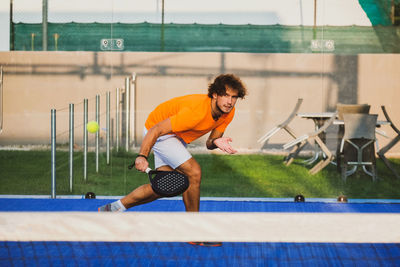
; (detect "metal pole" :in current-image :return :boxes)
[391,0,395,25]
[313,0,317,39]
[116,88,120,152]
[51,109,56,199]
[42,0,48,51]
[69,103,74,192]
[161,0,165,51]
[106,91,110,165]
[95,94,100,173]
[131,73,136,147]
[125,77,130,151]
[111,118,114,149]
[9,0,14,50]
[83,99,88,181]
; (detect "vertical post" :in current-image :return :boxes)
[54,33,59,51]
[95,94,100,172]
[125,77,130,151]
[131,73,136,147]
[69,103,74,192]
[116,88,120,152]
[106,91,110,165]
[83,99,88,181]
[161,0,165,51]
[313,0,317,39]
[111,118,114,150]
[42,0,48,51]
[31,33,35,51]
[51,109,56,199]
[391,0,395,25]
[9,0,14,51]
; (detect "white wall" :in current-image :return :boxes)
[0,1,10,51]
[1,51,399,156]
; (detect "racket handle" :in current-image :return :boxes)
[145,167,152,174]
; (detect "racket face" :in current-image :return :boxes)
[149,171,189,197]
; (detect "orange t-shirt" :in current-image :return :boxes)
[145,94,235,143]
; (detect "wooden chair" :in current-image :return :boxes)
[258,98,302,147]
[283,112,337,174]
[377,106,400,179]
[340,114,378,182]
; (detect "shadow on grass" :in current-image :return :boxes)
[283,155,400,199]
[195,153,400,199]
[196,154,342,198]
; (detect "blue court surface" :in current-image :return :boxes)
[2,197,400,212]
[1,197,400,266]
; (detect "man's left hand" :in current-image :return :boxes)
[213,137,237,154]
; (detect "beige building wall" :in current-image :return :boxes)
[0,51,399,156]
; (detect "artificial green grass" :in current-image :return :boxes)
[1,150,400,199]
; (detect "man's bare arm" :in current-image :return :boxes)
[135,118,173,172]
[206,129,224,150]
[206,129,237,154]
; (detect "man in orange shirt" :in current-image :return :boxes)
[99,74,247,214]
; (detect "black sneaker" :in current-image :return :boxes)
[98,203,112,212]
[187,242,222,247]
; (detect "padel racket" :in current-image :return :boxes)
[128,164,189,197]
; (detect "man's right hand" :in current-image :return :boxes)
[135,156,149,172]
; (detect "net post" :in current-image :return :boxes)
[69,103,74,192]
[125,77,130,152]
[51,109,56,199]
[116,88,120,152]
[106,91,110,165]
[83,98,88,181]
[95,94,100,173]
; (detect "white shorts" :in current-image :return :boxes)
[143,128,192,169]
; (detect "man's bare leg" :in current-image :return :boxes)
[120,184,160,209]
[112,157,201,211]
[177,158,221,246]
[177,158,202,212]
[120,164,179,209]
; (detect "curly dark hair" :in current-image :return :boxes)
[207,74,247,99]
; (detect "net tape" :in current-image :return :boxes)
[1,212,400,243]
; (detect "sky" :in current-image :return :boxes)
[2,0,312,13]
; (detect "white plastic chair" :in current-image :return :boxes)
[283,112,337,175]
[377,106,400,179]
[258,98,303,145]
[340,114,378,182]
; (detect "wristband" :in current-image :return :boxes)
[136,154,148,160]
[211,138,218,146]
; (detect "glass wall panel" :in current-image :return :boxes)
[0,0,399,201]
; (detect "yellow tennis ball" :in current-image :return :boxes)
[87,121,99,133]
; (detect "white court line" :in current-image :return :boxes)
[1,212,400,243]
